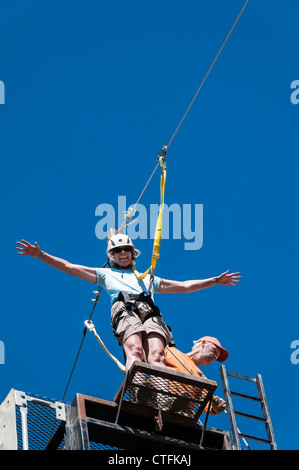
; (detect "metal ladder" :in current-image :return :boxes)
[220,365,277,450]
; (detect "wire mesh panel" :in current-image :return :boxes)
[15,392,66,450]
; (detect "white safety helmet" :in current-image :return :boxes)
[107,234,140,266]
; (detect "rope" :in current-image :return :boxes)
[61,286,103,402]
[165,346,194,376]
[119,161,160,233]
[133,161,160,209]
[85,320,126,374]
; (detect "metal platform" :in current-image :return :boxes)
[64,362,231,450]
[64,392,231,450]
[0,362,232,450]
[1,362,277,451]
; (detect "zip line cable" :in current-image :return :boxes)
[166,0,249,151]
[47,1,250,446]
[133,161,160,209]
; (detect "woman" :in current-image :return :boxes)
[16,236,241,371]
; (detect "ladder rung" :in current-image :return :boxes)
[239,433,271,445]
[226,371,256,382]
[235,410,266,422]
[231,391,261,402]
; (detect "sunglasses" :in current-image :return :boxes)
[113,246,132,254]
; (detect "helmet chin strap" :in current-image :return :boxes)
[112,261,132,270]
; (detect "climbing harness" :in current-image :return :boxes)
[111,291,163,342]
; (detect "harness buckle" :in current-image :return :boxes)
[84,320,95,331]
[157,146,167,170]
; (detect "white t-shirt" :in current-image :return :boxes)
[95,267,161,305]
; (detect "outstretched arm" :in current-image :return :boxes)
[158,270,241,293]
[16,239,98,284]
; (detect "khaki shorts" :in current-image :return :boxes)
[111,300,171,346]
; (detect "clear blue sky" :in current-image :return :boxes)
[1,0,298,450]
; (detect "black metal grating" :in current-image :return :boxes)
[89,441,124,450]
[116,365,214,422]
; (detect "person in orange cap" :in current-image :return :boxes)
[190,336,229,364]
[164,336,229,415]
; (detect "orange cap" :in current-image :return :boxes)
[194,336,229,362]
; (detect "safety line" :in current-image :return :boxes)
[46,265,108,448]
[61,286,104,402]
[119,161,160,232]
[133,161,160,209]
[167,0,249,150]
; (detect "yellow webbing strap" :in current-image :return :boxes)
[132,169,166,284]
[132,265,151,279]
[150,168,166,279]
